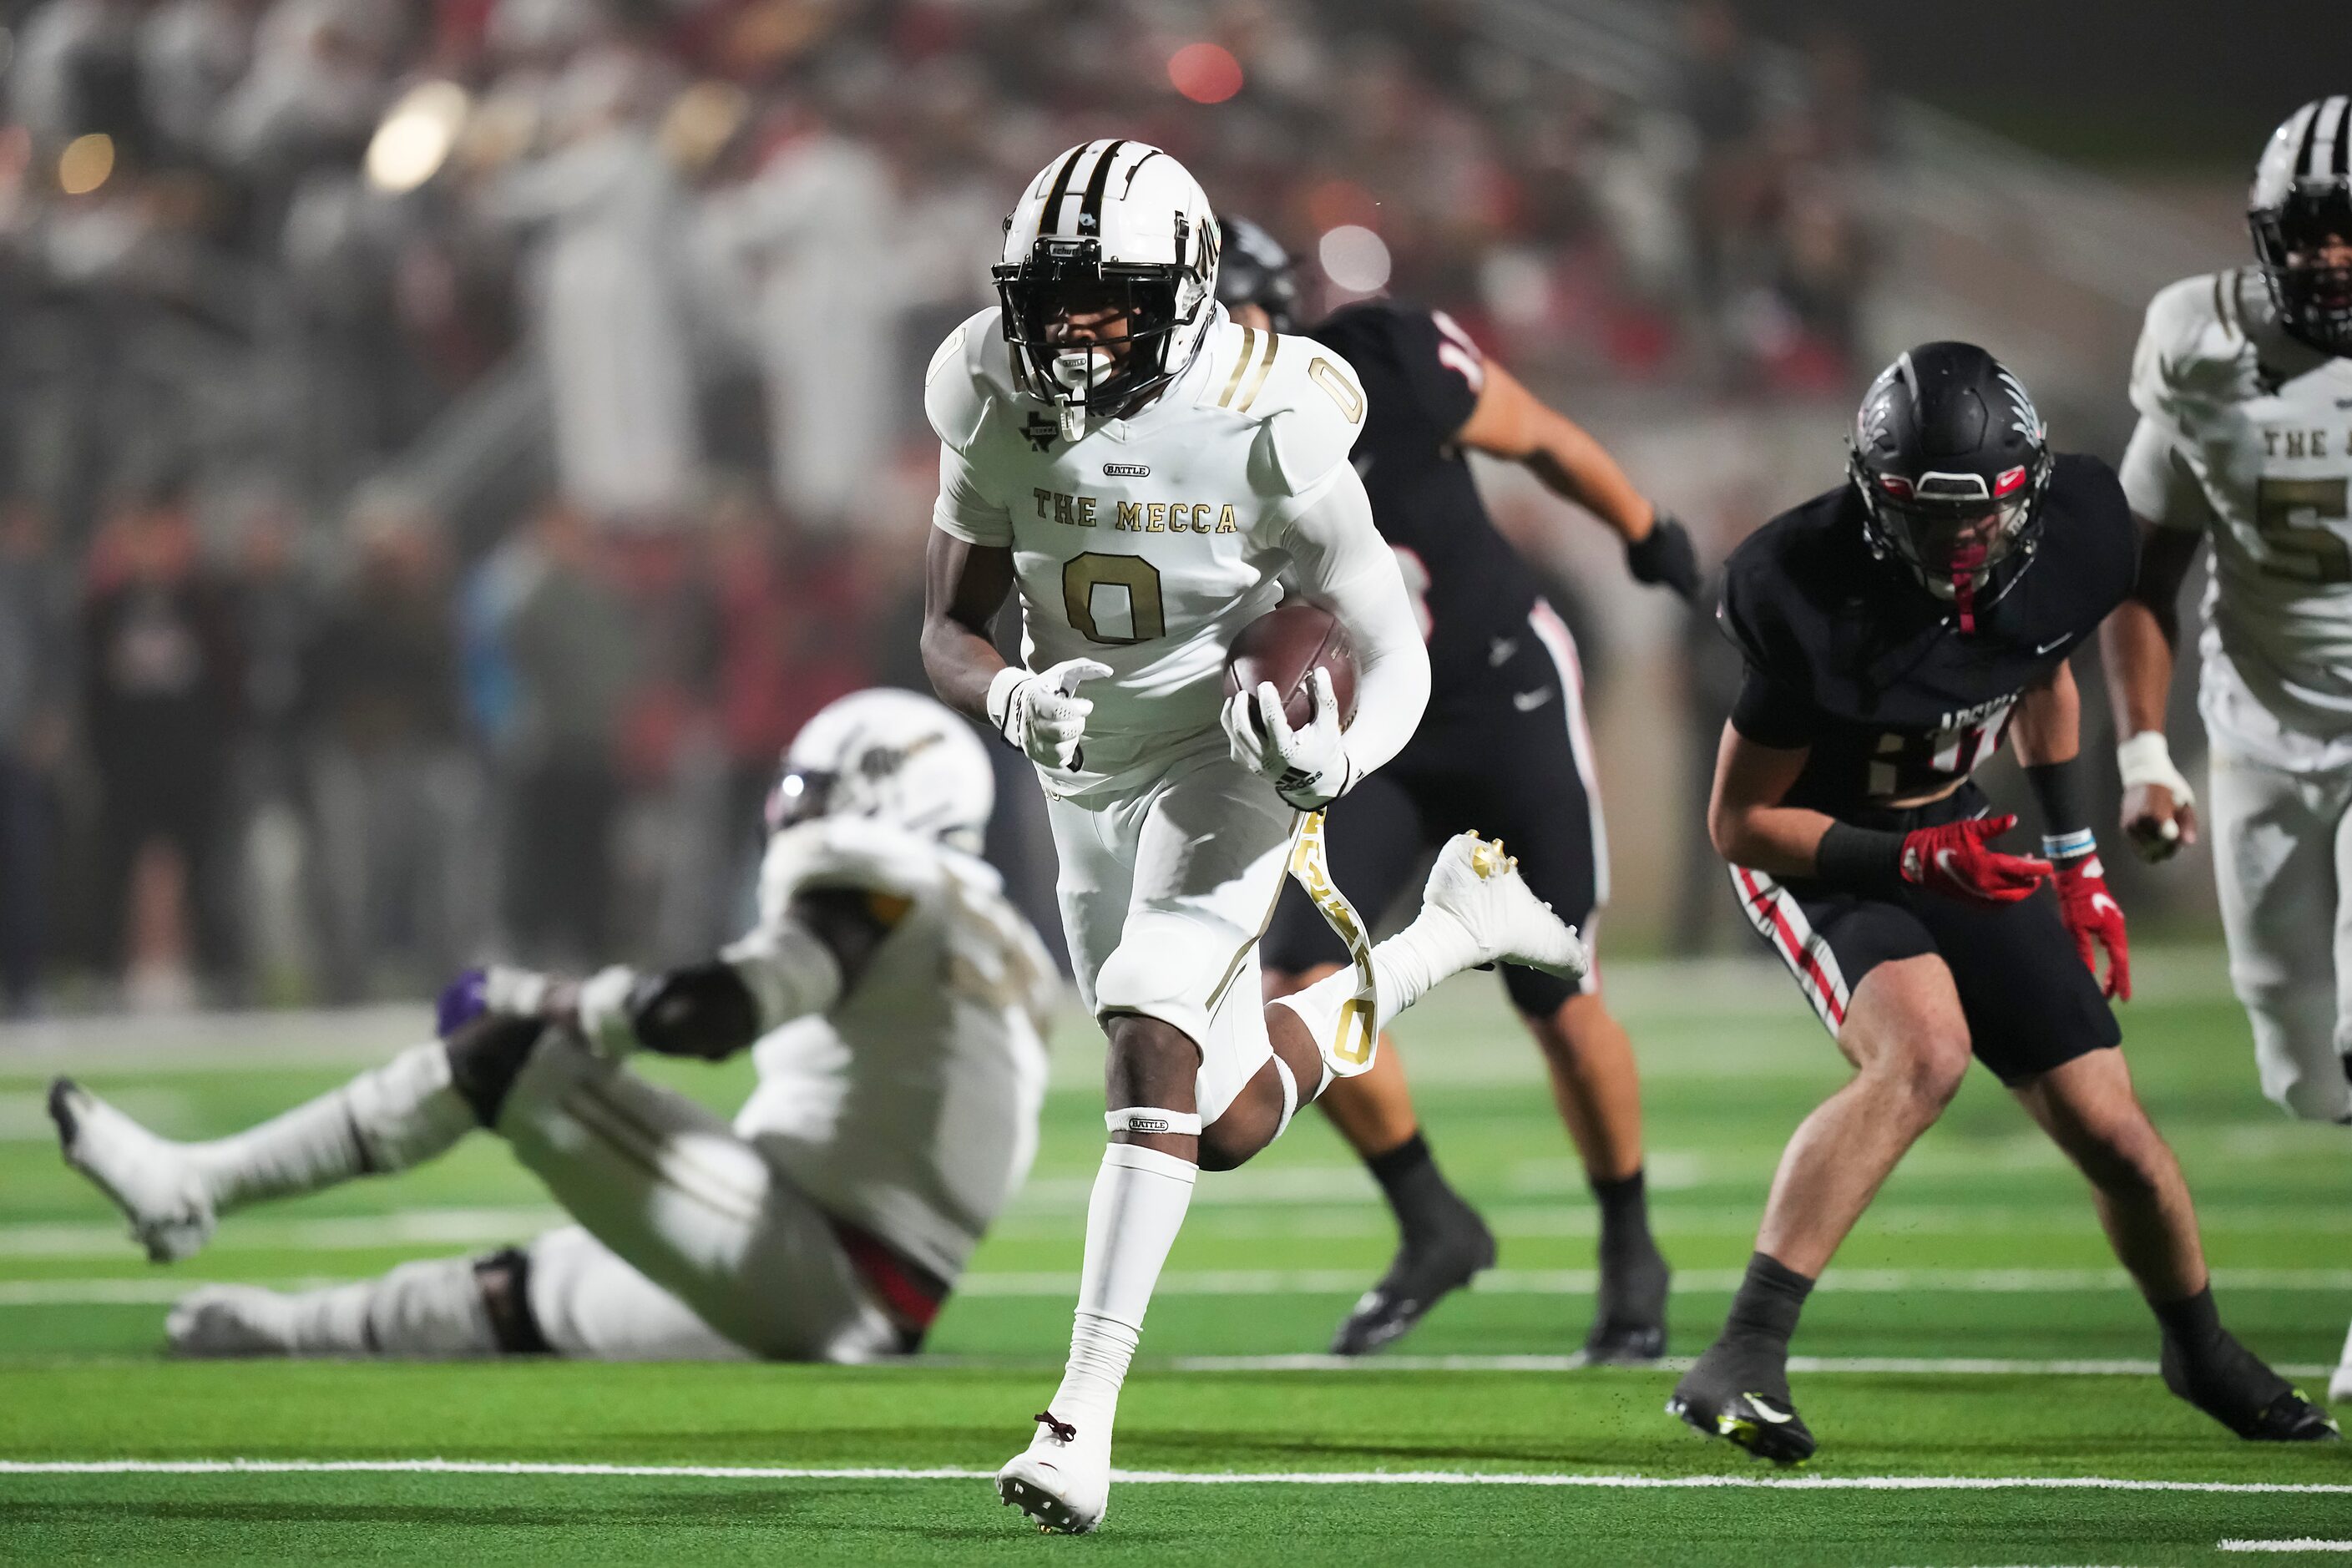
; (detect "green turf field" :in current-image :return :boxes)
[3,948,2349,1563]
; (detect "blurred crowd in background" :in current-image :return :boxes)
[0,0,1884,1014]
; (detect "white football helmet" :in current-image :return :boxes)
[2250,96,2352,356]
[766,689,994,853]
[995,139,1221,439]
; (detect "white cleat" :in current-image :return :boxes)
[994,1409,1110,1535]
[167,1285,299,1357]
[48,1078,215,1263]
[1423,832,1589,981]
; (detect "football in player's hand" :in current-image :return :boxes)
[1227,604,1358,732]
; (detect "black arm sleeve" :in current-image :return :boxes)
[2024,759,2093,843]
[627,962,764,1062]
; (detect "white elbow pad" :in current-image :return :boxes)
[721,918,845,1032]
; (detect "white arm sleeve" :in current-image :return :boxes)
[2117,417,2216,534]
[932,441,1014,547]
[1280,462,1431,781]
[720,918,844,1032]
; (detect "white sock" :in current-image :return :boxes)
[1273,908,1482,1064]
[1049,1143,1197,1433]
[1365,906,1482,1029]
[189,1043,477,1216]
[2339,1318,2352,1369]
[186,1258,499,1357]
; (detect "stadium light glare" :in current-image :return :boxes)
[57,134,113,196]
[1318,225,1392,294]
[1168,43,1243,104]
[367,81,471,195]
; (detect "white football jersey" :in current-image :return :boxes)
[728,817,1055,1282]
[2124,268,2352,770]
[926,303,1370,800]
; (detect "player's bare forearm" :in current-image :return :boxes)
[2098,518,2198,739]
[921,529,1016,723]
[1707,722,1830,878]
[1457,358,1655,544]
[2011,662,2081,768]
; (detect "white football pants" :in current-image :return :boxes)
[1044,749,1299,1125]
[499,1036,903,1361]
[2208,747,2352,1123]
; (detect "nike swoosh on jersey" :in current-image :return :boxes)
[1512,687,1553,711]
[2035,635,2071,655]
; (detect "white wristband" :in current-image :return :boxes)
[575,965,642,1060]
[984,665,1029,740]
[481,965,551,1018]
[2116,731,2195,806]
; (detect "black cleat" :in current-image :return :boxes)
[48,1078,81,1146]
[1667,1335,1815,1465]
[1582,1247,1671,1366]
[1328,1212,1497,1356]
[2162,1329,2342,1442]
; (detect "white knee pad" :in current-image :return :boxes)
[346,1043,479,1172]
[1093,913,1237,1047]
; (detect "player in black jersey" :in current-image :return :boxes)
[1220,220,1699,1361]
[1676,341,2334,1463]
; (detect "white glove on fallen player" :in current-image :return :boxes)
[1223,667,1353,809]
[989,659,1113,771]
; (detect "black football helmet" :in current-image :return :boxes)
[1849,341,2052,631]
[2250,96,2352,357]
[1213,216,1302,332]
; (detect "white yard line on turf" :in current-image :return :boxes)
[1166,1354,2342,1378]
[951,1267,2352,1297]
[2218,1545,2352,1555]
[9,1202,2341,1258]
[0,1459,2343,1494]
[9,1267,2352,1308]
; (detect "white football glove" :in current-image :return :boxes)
[1222,667,1353,809]
[989,659,1112,771]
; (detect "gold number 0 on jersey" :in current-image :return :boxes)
[2256,478,2352,585]
[1062,552,1167,645]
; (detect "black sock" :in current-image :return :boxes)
[2152,1285,2223,1352]
[1366,1132,1469,1245]
[1723,1252,1814,1351]
[1591,1169,1658,1267]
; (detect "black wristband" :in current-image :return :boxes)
[1813,821,1906,893]
[2023,760,2092,849]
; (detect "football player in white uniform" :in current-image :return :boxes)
[50,690,1053,1363]
[920,139,1587,1534]
[2102,96,2352,1404]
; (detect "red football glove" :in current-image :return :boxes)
[2052,850,2131,999]
[1897,814,2053,908]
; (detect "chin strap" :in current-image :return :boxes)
[1948,538,1990,634]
